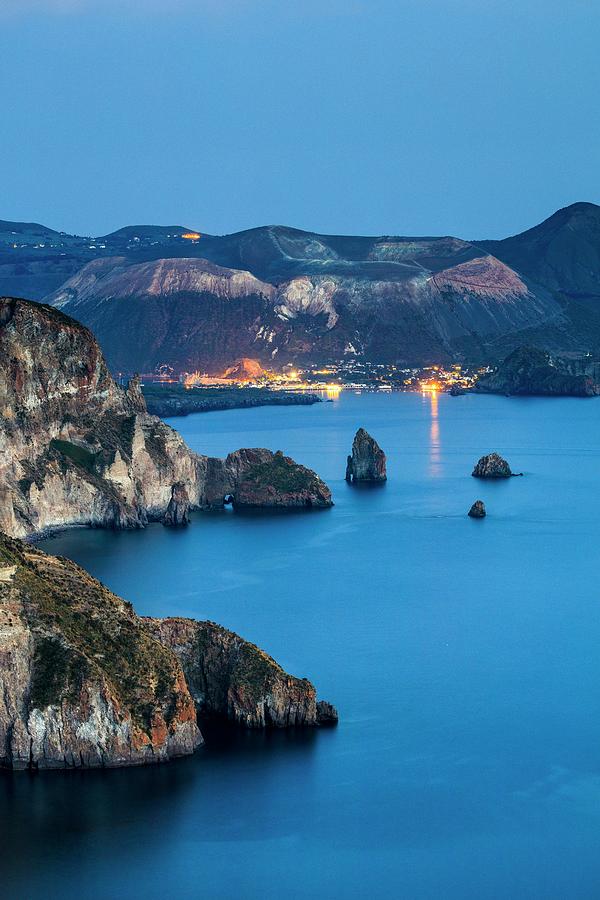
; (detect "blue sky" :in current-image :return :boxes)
[1,0,598,238]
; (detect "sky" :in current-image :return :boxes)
[1,0,599,239]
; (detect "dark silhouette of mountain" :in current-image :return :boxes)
[478,202,600,298]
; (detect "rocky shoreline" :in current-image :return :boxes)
[0,298,333,538]
[142,384,322,418]
[0,534,337,770]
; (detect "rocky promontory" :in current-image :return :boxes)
[345,428,387,483]
[0,534,337,770]
[474,346,598,397]
[472,453,515,478]
[142,383,322,418]
[225,449,333,508]
[145,617,337,728]
[0,298,332,537]
[0,533,201,769]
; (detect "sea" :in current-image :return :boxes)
[4,390,600,899]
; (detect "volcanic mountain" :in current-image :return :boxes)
[3,203,600,370]
[44,236,559,372]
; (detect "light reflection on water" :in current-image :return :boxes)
[426,390,441,477]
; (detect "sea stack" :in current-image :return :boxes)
[468,500,486,518]
[163,482,191,526]
[345,429,387,483]
[472,453,513,478]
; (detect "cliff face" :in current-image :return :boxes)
[474,346,598,396]
[0,298,332,538]
[146,618,336,728]
[0,535,337,769]
[0,298,228,537]
[0,534,201,769]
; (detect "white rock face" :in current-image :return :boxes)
[275,276,339,328]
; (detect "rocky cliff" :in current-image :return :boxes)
[0,535,336,770]
[145,618,337,728]
[0,298,332,537]
[0,297,225,537]
[0,533,201,769]
[225,449,333,508]
[474,346,598,396]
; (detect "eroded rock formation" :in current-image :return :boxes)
[345,428,387,483]
[472,453,514,478]
[225,449,333,508]
[145,618,337,728]
[0,534,338,770]
[163,482,190,526]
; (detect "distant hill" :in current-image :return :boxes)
[100,224,201,242]
[473,346,598,397]
[2,203,600,371]
[477,202,600,298]
[0,219,60,238]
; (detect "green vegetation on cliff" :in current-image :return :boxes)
[50,439,98,474]
[0,534,183,734]
[241,452,320,493]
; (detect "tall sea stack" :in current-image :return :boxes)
[345,429,387,483]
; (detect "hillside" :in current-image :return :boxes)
[478,202,600,299]
[1,203,599,369]
[45,248,559,373]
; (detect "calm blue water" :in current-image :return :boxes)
[4,392,600,899]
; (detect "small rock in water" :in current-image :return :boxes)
[472,453,513,478]
[316,700,339,725]
[468,500,486,518]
